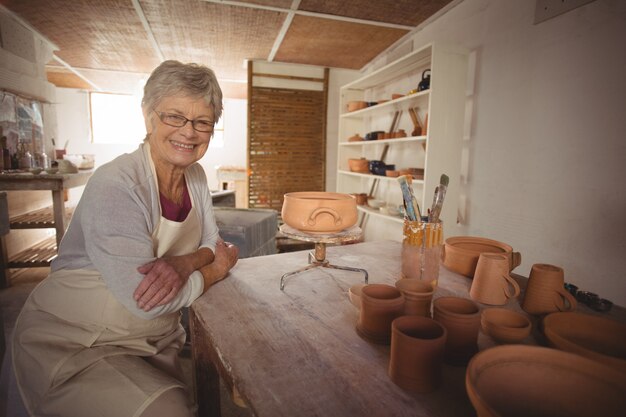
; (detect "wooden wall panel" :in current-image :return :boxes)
[248,83,327,211]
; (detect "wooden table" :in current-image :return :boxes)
[0,170,93,285]
[190,240,624,417]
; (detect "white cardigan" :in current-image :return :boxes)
[51,142,219,319]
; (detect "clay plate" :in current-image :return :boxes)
[543,311,626,373]
[466,345,626,417]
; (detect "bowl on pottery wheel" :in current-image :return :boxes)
[466,345,626,417]
[481,308,531,344]
[442,236,521,278]
[282,192,357,234]
[543,311,626,373]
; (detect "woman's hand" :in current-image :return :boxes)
[134,247,214,311]
[200,240,239,290]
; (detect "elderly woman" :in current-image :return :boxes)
[12,60,239,417]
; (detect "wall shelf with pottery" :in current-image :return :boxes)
[336,42,468,241]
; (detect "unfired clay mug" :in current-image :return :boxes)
[522,264,577,315]
[389,316,447,393]
[356,284,404,345]
[395,278,435,317]
[470,253,521,305]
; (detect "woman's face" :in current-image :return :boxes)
[145,95,214,170]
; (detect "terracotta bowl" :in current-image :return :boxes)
[349,283,366,309]
[391,93,404,100]
[466,345,626,417]
[481,308,531,344]
[442,236,521,278]
[543,312,626,373]
[281,192,357,233]
[347,101,368,112]
[348,158,369,173]
[385,170,399,177]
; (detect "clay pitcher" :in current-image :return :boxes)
[522,264,577,315]
[470,253,521,305]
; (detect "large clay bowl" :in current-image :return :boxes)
[443,236,521,278]
[543,312,626,373]
[466,345,626,417]
[282,192,357,233]
[481,308,531,344]
[348,158,369,173]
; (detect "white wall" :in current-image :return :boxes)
[362,0,626,304]
[54,89,249,191]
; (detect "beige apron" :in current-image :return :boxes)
[12,168,201,417]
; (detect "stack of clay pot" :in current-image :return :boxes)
[433,297,481,365]
[395,278,435,317]
[388,316,447,393]
[356,284,404,345]
[522,264,577,315]
[469,253,520,305]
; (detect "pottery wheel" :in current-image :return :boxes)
[279,224,368,290]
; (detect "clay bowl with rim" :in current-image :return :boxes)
[466,345,626,417]
[281,192,357,234]
[443,236,521,278]
[348,158,369,173]
[481,308,531,344]
[543,311,626,373]
[348,283,366,309]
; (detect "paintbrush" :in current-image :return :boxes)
[428,174,449,223]
[397,175,421,221]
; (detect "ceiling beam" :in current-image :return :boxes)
[201,0,415,30]
[267,0,300,62]
[131,0,165,62]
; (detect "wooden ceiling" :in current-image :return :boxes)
[2,0,456,98]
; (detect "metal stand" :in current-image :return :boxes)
[279,224,368,291]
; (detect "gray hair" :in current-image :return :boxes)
[142,60,223,122]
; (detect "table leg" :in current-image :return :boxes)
[190,308,221,417]
[51,190,66,247]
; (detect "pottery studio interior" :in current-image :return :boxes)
[0,1,624,417]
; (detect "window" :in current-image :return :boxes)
[209,112,224,148]
[90,92,145,144]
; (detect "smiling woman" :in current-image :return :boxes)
[90,92,145,144]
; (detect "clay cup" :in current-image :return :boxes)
[356,284,404,345]
[389,316,447,393]
[522,264,577,315]
[433,297,481,365]
[470,253,521,305]
[395,278,435,317]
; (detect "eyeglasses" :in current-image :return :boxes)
[153,110,214,133]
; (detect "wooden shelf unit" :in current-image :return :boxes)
[336,42,469,241]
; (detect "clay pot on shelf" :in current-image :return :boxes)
[348,158,369,173]
[385,170,399,177]
[442,236,521,278]
[347,101,368,112]
[470,253,521,305]
[348,133,364,142]
[481,308,531,344]
[389,316,447,393]
[391,93,404,100]
[543,311,626,373]
[433,297,481,365]
[466,345,626,417]
[281,192,357,233]
[356,284,405,345]
[350,193,368,206]
[393,130,407,138]
[522,264,577,315]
